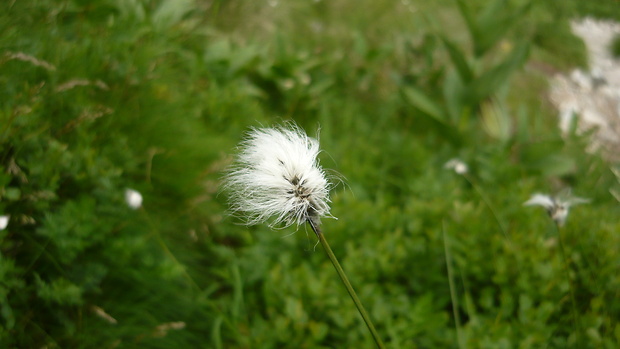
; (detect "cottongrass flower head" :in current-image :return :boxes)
[444,158,469,175]
[524,190,590,226]
[125,189,143,210]
[0,215,9,230]
[525,189,590,336]
[224,124,334,228]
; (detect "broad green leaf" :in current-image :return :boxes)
[520,139,577,176]
[402,86,446,123]
[229,45,261,74]
[153,0,195,30]
[478,0,509,27]
[205,40,232,63]
[441,37,474,82]
[455,0,478,47]
[473,1,532,56]
[533,155,577,177]
[464,42,529,105]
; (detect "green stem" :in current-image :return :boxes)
[442,221,465,349]
[554,223,582,344]
[463,175,509,242]
[307,219,386,349]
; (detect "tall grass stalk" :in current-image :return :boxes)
[308,218,386,349]
[442,220,465,349]
[463,175,509,242]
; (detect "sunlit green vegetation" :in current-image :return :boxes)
[1,0,619,348]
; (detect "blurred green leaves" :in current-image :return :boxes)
[401,0,532,143]
[1,0,619,348]
[402,85,446,124]
[456,0,532,58]
[38,197,107,264]
[35,275,83,306]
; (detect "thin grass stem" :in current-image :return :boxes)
[463,175,509,242]
[442,220,465,349]
[307,219,386,349]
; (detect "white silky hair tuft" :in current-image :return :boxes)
[225,124,334,228]
[524,194,555,209]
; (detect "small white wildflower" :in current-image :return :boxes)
[0,215,9,230]
[125,189,143,210]
[224,124,334,228]
[444,158,468,175]
[524,190,590,227]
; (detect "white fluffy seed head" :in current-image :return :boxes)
[0,215,9,230]
[125,189,143,210]
[444,158,469,175]
[524,194,556,210]
[524,191,590,227]
[224,124,334,228]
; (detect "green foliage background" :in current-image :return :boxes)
[1,0,619,348]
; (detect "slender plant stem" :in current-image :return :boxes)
[307,219,386,349]
[442,220,465,349]
[554,223,582,344]
[463,175,509,242]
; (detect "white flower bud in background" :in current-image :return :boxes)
[444,158,469,175]
[524,190,590,227]
[0,215,9,230]
[224,124,334,228]
[125,189,143,210]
